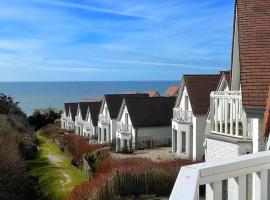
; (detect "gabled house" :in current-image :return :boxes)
[61,103,70,129]
[146,90,160,97]
[203,0,270,198]
[116,97,176,152]
[61,102,78,131]
[98,93,149,144]
[83,101,102,139]
[171,74,220,161]
[75,101,101,138]
[165,86,179,97]
[169,1,270,200]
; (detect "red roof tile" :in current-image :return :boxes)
[236,0,270,108]
[165,86,179,97]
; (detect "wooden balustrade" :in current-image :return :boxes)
[210,91,250,139]
[170,151,270,200]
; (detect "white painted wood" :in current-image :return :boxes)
[212,181,222,199]
[224,98,228,134]
[236,99,239,136]
[214,98,218,132]
[230,98,233,135]
[237,175,246,200]
[170,151,270,200]
[169,167,199,200]
[260,170,268,200]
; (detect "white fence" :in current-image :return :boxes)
[173,108,193,123]
[170,151,270,200]
[210,91,251,139]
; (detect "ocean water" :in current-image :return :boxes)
[0,81,178,116]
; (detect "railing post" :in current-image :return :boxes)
[208,181,222,200]
[230,98,233,135]
[235,98,239,136]
[210,93,214,132]
[236,175,246,200]
[214,98,218,132]
[225,98,228,134]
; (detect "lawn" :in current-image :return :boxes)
[27,133,87,200]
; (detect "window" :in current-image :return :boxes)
[104,129,107,141]
[181,131,186,153]
[125,113,128,124]
[185,96,189,110]
[98,128,101,142]
[173,129,177,152]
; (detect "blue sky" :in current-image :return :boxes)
[0,0,234,81]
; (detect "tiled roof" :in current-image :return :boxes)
[64,102,77,117]
[224,71,231,88]
[146,90,160,97]
[69,103,79,121]
[79,101,101,121]
[184,74,221,115]
[236,0,270,108]
[165,86,179,97]
[104,94,149,119]
[125,97,176,127]
[88,102,102,126]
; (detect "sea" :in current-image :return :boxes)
[0,81,178,116]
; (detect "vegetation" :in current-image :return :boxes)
[28,109,61,131]
[0,94,39,200]
[65,156,193,200]
[64,134,107,167]
[27,133,87,200]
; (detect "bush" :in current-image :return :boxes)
[0,115,39,200]
[65,134,107,166]
[65,157,194,200]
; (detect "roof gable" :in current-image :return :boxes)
[104,94,149,119]
[183,74,221,115]
[125,97,176,127]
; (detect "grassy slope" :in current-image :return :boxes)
[27,133,87,200]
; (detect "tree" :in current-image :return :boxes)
[28,109,61,130]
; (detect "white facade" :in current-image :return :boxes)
[66,108,75,131]
[74,106,98,138]
[172,85,206,161]
[98,101,113,144]
[204,11,266,200]
[61,110,68,130]
[116,103,172,152]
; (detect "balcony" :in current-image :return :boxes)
[170,150,270,200]
[210,91,251,139]
[116,122,132,134]
[98,114,110,124]
[173,108,193,123]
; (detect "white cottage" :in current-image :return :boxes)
[98,94,148,144]
[169,0,270,199]
[116,97,176,152]
[203,0,270,198]
[74,101,101,138]
[61,102,78,131]
[172,74,220,161]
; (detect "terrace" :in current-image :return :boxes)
[173,108,193,123]
[169,150,270,200]
[98,114,110,124]
[210,91,251,139]
[116,122,132,137]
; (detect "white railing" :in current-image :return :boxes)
[117,122,132,134]
[170,151,270,200]
[98,114,110,124]
[210,91,251,139]
[173,108,193,123]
